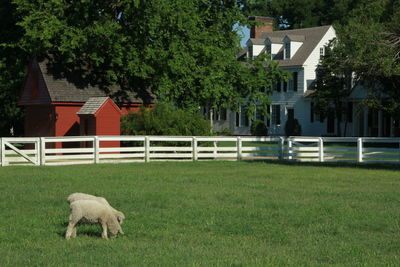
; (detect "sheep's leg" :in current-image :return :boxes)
[71,227,77,238]
[100,222,108,239]
[65,221,77,240]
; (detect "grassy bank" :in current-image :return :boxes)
[0,161,399,266]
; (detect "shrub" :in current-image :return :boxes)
[285,118,302,136]
[250,120,268,136]
[121,103,212,136]
[217,127,232,136]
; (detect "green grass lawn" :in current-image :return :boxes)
[0,161,399,266]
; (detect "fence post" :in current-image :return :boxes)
[94,136,100,164]
[40,137,46,166]
[192,137,198,161]
[318,137,324,162]
[357,138,363,163]
[288,138,293,160]
[213,141,218,159]
[237,136,242,161]
[145,136,150,162]
[278,137,284,160]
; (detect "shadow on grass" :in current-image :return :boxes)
[244,159,400,171]
[57,221,102,238]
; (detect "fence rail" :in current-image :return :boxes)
[0,136,399,166]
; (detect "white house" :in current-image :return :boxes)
[212,16,338,136]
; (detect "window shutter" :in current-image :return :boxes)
[293,72,298,91]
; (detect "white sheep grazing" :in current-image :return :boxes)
[65,200,124,240]
[67,193,125,224]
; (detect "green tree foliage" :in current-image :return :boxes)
[246,0,369,29]
[284,118,301,136]
[11,0,285,118]
[312,40,353,136]
[0,0,25,136]
[250,120,268,136]
[121,103,212,136]
[326,1,400,119]
[246,0,368,29]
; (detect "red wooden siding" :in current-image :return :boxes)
[24,106,55,137]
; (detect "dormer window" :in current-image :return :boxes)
[248,46,253,59]
[266,43,271,57]
[284,42,291,59]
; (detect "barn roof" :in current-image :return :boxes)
[20,57,154,105]
[77,97,110,115]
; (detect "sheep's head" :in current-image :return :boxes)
[116,211,125,225]
[107,216,124,238]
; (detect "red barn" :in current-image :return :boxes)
[19,57,153,142]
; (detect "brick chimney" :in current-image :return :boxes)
[249,16,274,38]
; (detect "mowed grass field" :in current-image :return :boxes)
[0,161,399,266]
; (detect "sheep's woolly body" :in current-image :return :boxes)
[67,193,125,224]
[65,200,123,239]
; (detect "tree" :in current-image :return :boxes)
[312,40,353,136]
[0,0,26,136]
[334,0,400,118]
[121,102,212,136]
[11,0,285,120]
[246,0,368,29]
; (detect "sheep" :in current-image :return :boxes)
[65,200,124,240]
[67,193,125,224]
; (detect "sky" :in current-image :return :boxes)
[234,23,250,47]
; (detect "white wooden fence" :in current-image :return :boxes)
[0,136,399,166]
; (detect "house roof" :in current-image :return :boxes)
[284,34,305,42]
[77,97,109,115]
[36,59,154,104]
[266,36,283,43]
[249,38,266,45]
[248,25,332,67]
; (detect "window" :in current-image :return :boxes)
[219,108,227,121]
[266,105,271,127]
[293,72,298,91]
[275,79,281,92]
[320,47,325,56]
[255,107,265,121]
[283,81,288,92]
[236,106,249,127]
[272,105,281,125]
[266,44,271,55]
[285,42,290,59]
[248,46,253,59]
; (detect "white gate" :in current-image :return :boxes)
[1,138,40,166]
